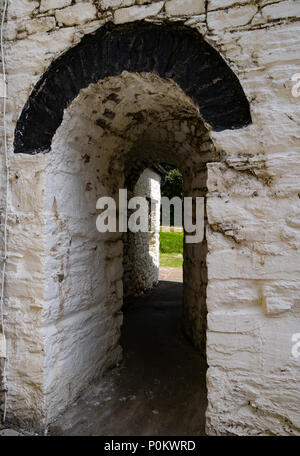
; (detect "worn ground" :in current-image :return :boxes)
[47,267,207,436]
[0,268,206,436]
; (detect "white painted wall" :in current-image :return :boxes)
[0,0,299,435]
[123,168,161,298]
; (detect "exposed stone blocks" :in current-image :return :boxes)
[207,4,258,30]
[55,3,97,26]
[114,2,164,23]
[208,0,250,11]
[7,1,39,20]
[262,0,300,20]
[40,0,72,13]
[165,0,205,16]
[25,17,56,35]
[99,0,136,10]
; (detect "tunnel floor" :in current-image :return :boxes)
[49,269,207,436]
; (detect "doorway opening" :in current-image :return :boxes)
[108,163,208,436]
[44,71,213,430]
[11,21,251,430]
[49,137,209,436]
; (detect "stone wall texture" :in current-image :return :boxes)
[0,0,299,435]
[123,168,161,298]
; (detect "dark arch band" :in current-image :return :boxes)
[14,21,251,154]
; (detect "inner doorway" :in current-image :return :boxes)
[49,161,207,436]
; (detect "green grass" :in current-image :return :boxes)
[160,230,183,254]
[160,253,183,268]
[159,229,183,268]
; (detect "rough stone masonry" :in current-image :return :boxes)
[0,0,299,436]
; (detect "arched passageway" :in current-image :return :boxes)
[11,21,251,430]
[14,21,251,155]
[49,281,208,436]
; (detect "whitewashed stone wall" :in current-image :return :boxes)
[0,0,299,435]
[3,70,208,428]
[123,168,161,298]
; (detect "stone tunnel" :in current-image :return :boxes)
[0,0,299,436]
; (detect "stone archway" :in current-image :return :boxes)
[10,21,251,431]
[14,21,251,155]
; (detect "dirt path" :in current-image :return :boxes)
[158,266,183,282]
[49,270,207,436]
